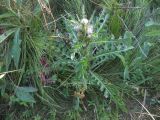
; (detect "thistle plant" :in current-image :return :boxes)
[51,9,135,112]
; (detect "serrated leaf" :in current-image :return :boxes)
[107,84,127,112]
[0,28,16,43]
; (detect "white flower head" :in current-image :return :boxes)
[81,18,89,25]
[87,25,93,38]
[87,25,93,35]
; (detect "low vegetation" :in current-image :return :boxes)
[0,0,160,119]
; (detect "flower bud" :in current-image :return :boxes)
[81,18,89,25]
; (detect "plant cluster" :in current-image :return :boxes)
[0,0,160,120]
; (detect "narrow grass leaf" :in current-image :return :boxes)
[0,28,16,43]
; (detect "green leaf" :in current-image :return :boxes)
[11,28,21,68]
[51,75,57,81]
[145,29,160,37]
[124,66,130,80]
[15,0,23,4]
[114,53,126,66]
[114,53,130,80]
[16,86,37,93]
[0,12,15,19]
[91,71,127,112]
[109,13,122,38]
[0,28,16,44]
[107,84,127,112]
[15,86,37,103]
[145,20,160,27]
[93,46,134,60]
[15,91,36,103]
[123,31,133,46]
[142,42,152,58]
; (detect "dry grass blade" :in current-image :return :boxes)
[135,112,160,118]
[0,73,6,79]
[135,98,155,120]
[138,89,147,120]
[37,0,56,30]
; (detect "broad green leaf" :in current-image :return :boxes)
[16,86,37,93]
[15,86,37,103]
[15,91,36,103]
[0,28,16,44]
[11,28,21,68]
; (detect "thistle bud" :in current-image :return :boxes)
[81,18,89,25]
[87,25,93,38]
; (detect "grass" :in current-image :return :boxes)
[0,0,160,120]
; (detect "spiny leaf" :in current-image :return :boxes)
[107,84,127,112]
